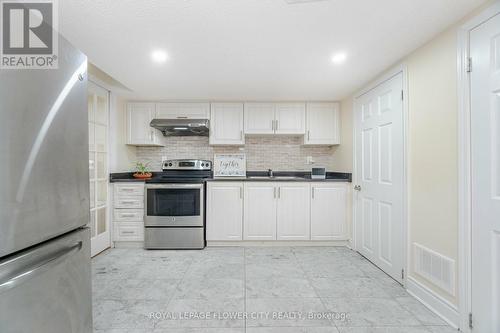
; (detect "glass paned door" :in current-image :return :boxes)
[88,82,110,257]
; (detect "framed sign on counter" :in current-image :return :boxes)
[213,154,246,177]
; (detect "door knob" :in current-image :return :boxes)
[354,185,362,191]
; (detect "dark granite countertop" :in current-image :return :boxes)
[110,172,148,182]
[110,171,352,183]
[208,171,351,182]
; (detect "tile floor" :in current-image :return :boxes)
[92,246,457,333]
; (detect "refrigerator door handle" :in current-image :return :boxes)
[0,241,82,293]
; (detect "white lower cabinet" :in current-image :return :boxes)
[113,183,145,242]
[206,182,243,241]
[243,182,277,240]
[310,183,347,240]
[206,181,348,242]
[276,183,310,240]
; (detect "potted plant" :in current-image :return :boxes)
[133,161,152,179]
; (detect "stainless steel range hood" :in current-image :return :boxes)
[150,119,209,136]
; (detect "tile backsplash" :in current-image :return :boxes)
[136,136,336,171]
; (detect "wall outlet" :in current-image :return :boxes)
[306,156,315,165]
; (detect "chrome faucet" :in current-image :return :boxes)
[268,169,274,177]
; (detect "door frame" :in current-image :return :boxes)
[457,2,500,331]
[88,80,112,256]
[351,64,409,286]
[88,71,125,251]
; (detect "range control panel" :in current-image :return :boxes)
[162,159,212,171]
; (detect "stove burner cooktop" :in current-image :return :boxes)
[146,159,213,183]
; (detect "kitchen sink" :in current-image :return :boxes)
[247,176,305,180]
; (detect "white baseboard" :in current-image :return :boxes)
[406,277,460,329]
[113,241,144,248]
[113,240,349,248]
[207,240,349,247]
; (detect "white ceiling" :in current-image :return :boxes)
[59,0,485,101]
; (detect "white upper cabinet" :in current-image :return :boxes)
[126,103,163,146]
[206,182,243,241]
[155,102,209,119]
[276,183,310,240]
[244,103,275,134]
[209,102,245,145]
[310,183,347,240]
[274,103,306,135]
[244,102,305,135]
[304,102,340,145]
[243,182,277,240]
[125,101,339,147]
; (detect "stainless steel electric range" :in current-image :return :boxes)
[144,159,212,249]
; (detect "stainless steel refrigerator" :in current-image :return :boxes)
[0,35,92,332]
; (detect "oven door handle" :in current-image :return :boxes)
[145,184,204,189]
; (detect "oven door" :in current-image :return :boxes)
[145,184,204,227]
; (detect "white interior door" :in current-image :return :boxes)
[470,12,500,332]
[88,82,111,257]
[354,73,405,283]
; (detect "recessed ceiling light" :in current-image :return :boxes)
[331,52,347,64]
[151,50,168,63]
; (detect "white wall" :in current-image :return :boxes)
[335,1,495,307]
[88,63,137,173]
[330,98,353,173]
[338,27,460,305]
[405,25,459,305]
[109,96,136,172]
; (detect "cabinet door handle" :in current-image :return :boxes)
[312,187,315,199]
[278,187,281,199]
[121,231,135,234]
[308,130,310,140]
[121,201,136,204]
[271,120,274,131]
[273,187,276,199]
[275,119,279,130]
[176,116,188,119]
[121,213,135,217]
[240,187,243,199]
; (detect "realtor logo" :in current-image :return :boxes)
[1,0,58,69]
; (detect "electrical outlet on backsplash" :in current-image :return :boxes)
[135,136,336,171]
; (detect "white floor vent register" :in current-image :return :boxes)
[414,243,455,296]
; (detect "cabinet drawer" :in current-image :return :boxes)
[114,209,144,222]
[114,183,144,197]
[114,197,144,209]
[114,223,144,241]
